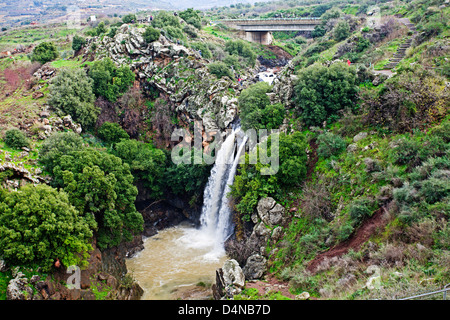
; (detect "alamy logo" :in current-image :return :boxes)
[66,265,81,290]
[171,121,280,175]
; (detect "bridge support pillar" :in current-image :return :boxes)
[242,31,273,45]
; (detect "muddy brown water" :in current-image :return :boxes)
[126,222,228,300]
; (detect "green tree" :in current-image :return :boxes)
[0,184,92,271]
[112,139,166,199]
[231,132,308,216]
[72,35,86,52]
[152,11,181,29]
[97,122,130,144]
[164,149,212,200]
[312,25,326,38]
[88,58,135,102]
[162,26,186,43]
[238,82,285,131]
[208,61,234,79]
[51,148,143,249]
[293,62,357,127]
[225,40,257,66]
[48,68,99,129]
[31,42,59,64]
[3,129,29,149]
[179,8,202,29]
[333,20,351,41]
[39,131,84,173]
[143,26,160,44]
[122,13,136,24]
[96,21,107,36]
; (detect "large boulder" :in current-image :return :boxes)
[256,197,285,227]
[222,259,245,288]
[7,271,33,300]
[243,254,267,280]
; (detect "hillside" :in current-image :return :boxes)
[0,0,449,302]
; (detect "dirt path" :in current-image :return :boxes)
[245,275,297,299]
[306,206,389,273]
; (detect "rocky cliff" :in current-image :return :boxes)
[85,24,262,133]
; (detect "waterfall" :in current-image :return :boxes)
[198,127,248,257]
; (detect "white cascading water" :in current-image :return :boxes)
[180,126,247,260]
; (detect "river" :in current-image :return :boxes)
[126,222,228,299]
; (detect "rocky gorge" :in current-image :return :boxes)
[1,21,301,301]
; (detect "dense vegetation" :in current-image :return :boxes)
[0,0,448,301]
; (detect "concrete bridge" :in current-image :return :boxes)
[219,18,322,45]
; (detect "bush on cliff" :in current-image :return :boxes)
[4,129,30,149]
[31,41,59,64]
[293,62,358,127]
[231,132,308,217]
[88,58,135,103]
[48,68,99,129]
[44,146,143,250]
[0,184,93,271]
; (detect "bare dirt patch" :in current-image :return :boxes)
[306,206,390,273]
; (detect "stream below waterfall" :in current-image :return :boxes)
[126,127,248,300]
[126,222,227,300]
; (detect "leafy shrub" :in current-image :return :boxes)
[97,122,130,144]
[179,8,202,29]
[348,198,373,225]
[164,149,212,200]
[51,147,143,249]
[312,25,326,38]
[316,132,347,158]
[95,21,107,36]
[39,131,84,172]
[88,58,135,102]
[0,184,92,271]
[333,21,351,41]
[225,40,257,66]
[152,11,181,29]
[360,74,448,133]
[48,68,99,129]
[231,132,308,216]
[419,176,449,204]
[108,26,118,38]
[336,222,354,241]
[162,26,186,43]
[72,35,86,52]
[143,26,160,43]
[183,24,198,38]
[293,62,358,127]
[208,61,233,79]
[31,42,59,64]
[3,129,29,149]
[190,42,212,59]
[304,40,335,58]
[122,14,137,24]
[392,134,447,169]
[112,139,166,199]
[238,82,271,130]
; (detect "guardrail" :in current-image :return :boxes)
[398,284,450,300]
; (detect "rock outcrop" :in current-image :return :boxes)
[86,24,254,132]
[212,259,245,299]
[268,60,297,108]
[1,238,144,300]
